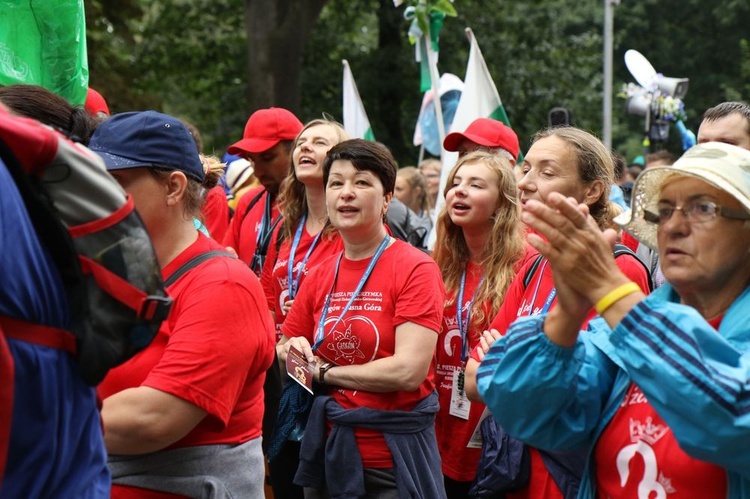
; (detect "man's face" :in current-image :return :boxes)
[697,113,750,151]
[246,142,291,195]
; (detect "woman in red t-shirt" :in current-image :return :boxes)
[279,139,446,498]
[465,126,651,499]
[432,152,531,497]
[261,118,347,499]
[91,111,275,498]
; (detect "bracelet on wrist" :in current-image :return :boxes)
[318,362,333,385]
[594,282,642,315]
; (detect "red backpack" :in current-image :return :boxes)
[0,109,171,385]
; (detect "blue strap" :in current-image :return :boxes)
[313,235,390,351]
[288,213,323,300]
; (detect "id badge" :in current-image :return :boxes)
[286,345,314,394]
[467,407,491,448]
[449,369,471,420]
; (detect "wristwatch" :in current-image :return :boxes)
[318,362,333,385]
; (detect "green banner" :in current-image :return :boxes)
[0,0,89,105]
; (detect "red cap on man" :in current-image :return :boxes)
[228,108,303,155]
[443,118,520,160]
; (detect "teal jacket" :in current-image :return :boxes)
[477,284,750,498]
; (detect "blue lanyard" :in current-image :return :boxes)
[313,235,390,351]
[456,268,484,365]
[527,259,556,316]
[287,214,323,300]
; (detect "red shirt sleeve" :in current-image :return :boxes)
[201,186,230,243]
[144,271,274,427]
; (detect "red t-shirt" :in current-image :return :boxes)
[98,233,276,448]
[595,315,727,498]
[261,224,344,341]
[436,246,537,482]
[201,185,230,243]
[282,239,445,468]
[595,382,727,498]
[222,186,280,268]
[475,253,651,499]
[486,252,651,340]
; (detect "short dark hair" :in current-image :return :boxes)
[702,101,750,124]
[645,150,675,167]
[323,139,397,195]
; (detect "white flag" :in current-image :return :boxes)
[342,59,375,141]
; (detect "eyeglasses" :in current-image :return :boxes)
[644,200,750,225]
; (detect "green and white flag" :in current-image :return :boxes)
[342,59,375,141]
[449,27,511,133]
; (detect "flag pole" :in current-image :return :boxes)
[423,1,445,151]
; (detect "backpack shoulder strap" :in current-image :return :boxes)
[612,242,654,291]
[164,250,237,287]
[241,189,266,220]
[523,254,546,289]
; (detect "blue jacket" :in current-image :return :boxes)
[477,284,750,498]
[295,391,446,499]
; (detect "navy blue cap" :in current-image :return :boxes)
[89,110,204,181]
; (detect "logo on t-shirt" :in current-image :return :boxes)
[324,319,379,364]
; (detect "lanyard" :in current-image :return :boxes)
[456,267,484,365]
[313,235,390,351]
[287,214,323,300]
[250,194,282,273]
[527,259,556,316]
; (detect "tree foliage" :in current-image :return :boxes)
[84,0,749,162]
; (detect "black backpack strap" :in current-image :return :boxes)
[241,189,266,220]
[164,250,237,287]
[523,254,546,289]
[612,243,654,291]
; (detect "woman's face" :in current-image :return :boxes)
[657,176,750,297]
[293,124,340,186]
[420,163,441,200]
[517,135,592,210]
[394,175,415,209]
[445,161,501,230]
[109,167,167,238]
[326,159,391,237]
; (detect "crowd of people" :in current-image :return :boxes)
[1,82,750,499]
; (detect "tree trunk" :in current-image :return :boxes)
[245,0,328,115]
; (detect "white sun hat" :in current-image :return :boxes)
[225,158,254,195]
[615,141,750,250]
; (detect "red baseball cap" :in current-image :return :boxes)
[228,107,303,156]
[84,87,110,116]
[444,118,520,159]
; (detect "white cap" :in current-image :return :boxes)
[615,141,750,249]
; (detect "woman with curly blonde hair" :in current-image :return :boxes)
[431,151,533,497]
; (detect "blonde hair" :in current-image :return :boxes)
[419,157,441,175]
[277,118,349,242]
[397,166,432,213]
[532,127,614,229]
[433,151,526,330]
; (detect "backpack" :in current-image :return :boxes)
[0,111,171,385]
[523,243,654,292]
[385,198,432,252]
